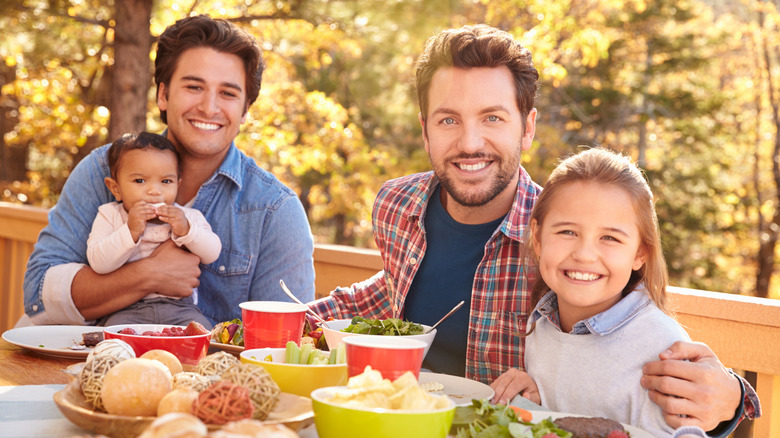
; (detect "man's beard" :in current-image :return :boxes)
[431,148,521,208]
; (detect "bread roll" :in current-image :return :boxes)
[157,387,199,416]
[221,420,299,437]
[141,349,183,375]
[138,412,207,438]
[101,358,172,416]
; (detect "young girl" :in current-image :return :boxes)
[87,132,221,327]
[522,147,709,438]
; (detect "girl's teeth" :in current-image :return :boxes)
[566,271,600,281]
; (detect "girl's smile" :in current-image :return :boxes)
[532,180,647,332]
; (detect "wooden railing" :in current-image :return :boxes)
[0,202,49,331]
[1,201,779,437]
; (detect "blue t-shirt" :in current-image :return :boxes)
[404,186,503,376]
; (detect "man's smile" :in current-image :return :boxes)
[191,120,221,131]
[455,161,490,172]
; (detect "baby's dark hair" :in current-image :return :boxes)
[107,132,180,179]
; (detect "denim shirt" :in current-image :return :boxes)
[529,288,652,335]
[24,142,315,326]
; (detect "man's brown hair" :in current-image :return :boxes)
[155,14,265,123]
[415,24,539,126]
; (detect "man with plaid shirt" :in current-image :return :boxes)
[309,24,758,435]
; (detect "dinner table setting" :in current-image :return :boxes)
[0,298,650,438]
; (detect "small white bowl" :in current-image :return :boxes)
[321,319,436,360]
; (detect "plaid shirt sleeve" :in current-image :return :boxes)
[308,173,432,321]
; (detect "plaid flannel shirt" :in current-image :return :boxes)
[310,167,541,384]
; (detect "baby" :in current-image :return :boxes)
[87,132,220,327]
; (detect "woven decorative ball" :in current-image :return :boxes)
[196,352,239,377]
[172,372,212,392]
[79,355,123,411]
[86,339,136,363]
[192,380,254,425]
[220,363,280,420]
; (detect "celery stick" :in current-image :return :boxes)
[308,348,322,364]
[336,344,346,364]
[285,341,299,364]
[300,343,312,365]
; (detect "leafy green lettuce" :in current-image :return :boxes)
[451,399,572,438]
[341,316,424,335]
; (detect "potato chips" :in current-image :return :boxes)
[326,366,451,410]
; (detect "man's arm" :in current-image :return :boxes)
[641,341,760,436]
[247,194,315,303]
[309,270,396,320]
[73,241,202,320]
[24,146,113,324]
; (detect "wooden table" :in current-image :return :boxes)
[0,337,79,386]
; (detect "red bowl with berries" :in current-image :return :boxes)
[103,323,210,366]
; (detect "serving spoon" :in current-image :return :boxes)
[279,279,331,329]
[425,300,465,334]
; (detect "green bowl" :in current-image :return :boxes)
[311,386,455,438]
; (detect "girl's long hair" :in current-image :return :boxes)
[526,147,669,313]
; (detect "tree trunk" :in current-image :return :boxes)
[107,0,154,142]
[334,213,347,245]
[754,4,779,300]
[636,44,653,168]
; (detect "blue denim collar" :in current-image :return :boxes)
[212,143,243,190]
[529,287,652,335]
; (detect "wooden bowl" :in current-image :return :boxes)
[53,364,314,437]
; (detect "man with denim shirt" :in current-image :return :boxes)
[309,24,758,435]
[23,15,315,327]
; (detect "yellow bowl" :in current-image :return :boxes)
[311,386,455,438]
[240,348,348,398]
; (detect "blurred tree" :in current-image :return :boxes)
[0,0,113,205]
[108,0,153,141]
[481,0,768,295]
[0,0,779,298]
[752,0,780,301]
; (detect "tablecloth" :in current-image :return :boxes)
[0,384,86,437]
[0,384,540,437]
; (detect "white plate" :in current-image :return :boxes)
[209,341,244,354]
[2,325,103,359]
[530,411,654,438]
[418,372,495,406]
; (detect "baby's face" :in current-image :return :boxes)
[112,148,179,210]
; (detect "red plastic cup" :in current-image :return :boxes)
[240,301,308,349]
[343,336,426,380]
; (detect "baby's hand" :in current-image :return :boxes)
[156,204,190,237]
[126,202,157,242]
